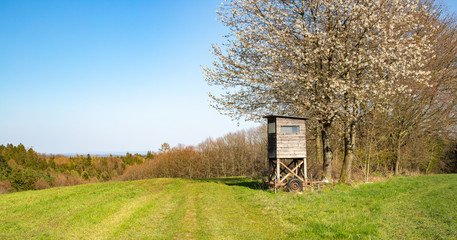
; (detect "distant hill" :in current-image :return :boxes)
[0,175,456,239]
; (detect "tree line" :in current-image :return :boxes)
[118,124,457,182]
[1,122,456,193]
[0,144,150,193]
[118,127,267,180]
[0,128,269,193]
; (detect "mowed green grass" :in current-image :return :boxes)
[0,175,456,240]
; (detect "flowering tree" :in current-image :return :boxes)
[383,3,457,175]
[204,0,434,182]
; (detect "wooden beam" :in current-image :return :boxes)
[276,158,280,184]
[304,157,307,182]
[279,160,296,175]
[280,161,305,182]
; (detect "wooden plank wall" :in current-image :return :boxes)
[275,118,306,158]
[267,118,277,158]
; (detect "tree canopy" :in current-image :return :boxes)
[204,0,433,123]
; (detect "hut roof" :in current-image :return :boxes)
[263,115,311,120]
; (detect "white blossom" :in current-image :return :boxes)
[204,0,434,123]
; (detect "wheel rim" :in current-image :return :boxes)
[288,179,303,192]
[290,181,300,191]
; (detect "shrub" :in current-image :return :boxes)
[0,181,11,194]
[34,178,50,190]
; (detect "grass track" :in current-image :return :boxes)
[0,175,456,239]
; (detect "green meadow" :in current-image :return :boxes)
[1,175,456,239]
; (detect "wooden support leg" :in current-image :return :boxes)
[304,157,307,183]
[276,158,280,186]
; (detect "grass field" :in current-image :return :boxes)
[0,175,456,239]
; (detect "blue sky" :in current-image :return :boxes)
[1,0,457,154]
[0,0,259,154]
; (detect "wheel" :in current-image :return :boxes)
[288,178,303,192]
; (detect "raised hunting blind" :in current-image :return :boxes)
[263,115,310,192]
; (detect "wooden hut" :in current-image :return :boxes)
[263,115,310,192]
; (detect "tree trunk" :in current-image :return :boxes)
[321,122,333,182]
[316,125,323,164]
[426,144,435,174]
[365,139,371,183]
[394,138,401,175]
[340,122,355,184]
